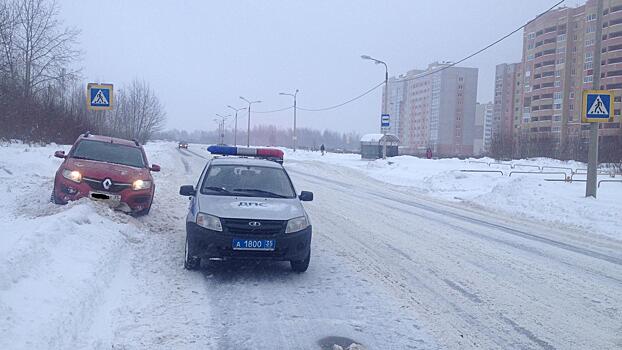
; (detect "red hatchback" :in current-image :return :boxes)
[52,133,161,216]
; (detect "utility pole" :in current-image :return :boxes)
[279,89,299,151]
[240,96,261,147]
[362,55,389,159]
[227,105,246,147]
[215,113,230,145]
[586,0,604,198]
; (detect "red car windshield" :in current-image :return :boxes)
[71,140,145,168]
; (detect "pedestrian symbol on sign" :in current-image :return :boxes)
[587,95,608,115]
[582,90,613,123]
[87,83,113,111]
[91,90,109,106]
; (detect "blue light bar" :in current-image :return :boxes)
[207,145,284,160]
[207,145,238,155]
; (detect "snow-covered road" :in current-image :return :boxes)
[1,142,621,349]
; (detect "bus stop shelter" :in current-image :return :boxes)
[360,133,399,159]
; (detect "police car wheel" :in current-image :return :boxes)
[184,237,201,270]
[290,252,310,273]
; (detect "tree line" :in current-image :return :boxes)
[0,0,165,144]
[155,126,362,152]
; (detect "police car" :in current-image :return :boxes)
[179,146,314,272]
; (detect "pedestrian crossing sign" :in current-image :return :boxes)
[582,90,614,123]
[87,83,114,111]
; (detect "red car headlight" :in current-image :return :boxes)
[132,179,152,190]
[62,169,82,183]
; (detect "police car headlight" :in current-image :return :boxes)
[196,213,223,232]
[132,179,152,190]
[62,169,82,183]
[285,216,309,233]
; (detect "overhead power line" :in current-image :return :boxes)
[254,105,294,114]
[297,81,385,112]
[245,0,565,114]
[395,0,565,82]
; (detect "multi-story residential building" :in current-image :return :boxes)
[519,0,622,156]
[493,63,523,152]
[382,62,478,156]
[474,102,494,155]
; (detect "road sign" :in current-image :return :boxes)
[582,90,614,123]
[381,114,390,128]
[87,83,113,111]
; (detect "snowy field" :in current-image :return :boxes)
[1,141,621,349]
[286,150,622,241]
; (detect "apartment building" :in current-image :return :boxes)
[474,102,494,155]
[493,63,523,150]
[382,62,478,156]
[519,0,622,155]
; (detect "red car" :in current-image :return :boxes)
[52,133,161,216]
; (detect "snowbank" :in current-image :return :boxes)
[285,149,622,241]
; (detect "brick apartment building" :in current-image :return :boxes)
[496,0,622,158]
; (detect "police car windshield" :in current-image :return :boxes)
[201,164,296,198]
[72,140,145,168]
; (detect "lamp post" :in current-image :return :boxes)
[361,54,389,159]
[279,89,299,151]
[240,96,262,147]
[215,113,230,145]
[227,105,246,147]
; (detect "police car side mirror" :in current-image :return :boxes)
[299,191,313,202]
[150,164,161,172]
[179,185,196,196]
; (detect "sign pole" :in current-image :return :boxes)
[586,0,604,198]
[586,124,598,197]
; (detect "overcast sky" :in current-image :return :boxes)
[58,0,569,134]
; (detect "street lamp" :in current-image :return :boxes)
[240,96,262,147]
[227,105,246,147]
[215,113,230,145]
[362,54,389,159]
[279,89,299,152]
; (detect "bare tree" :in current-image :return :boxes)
[11,0,80,98]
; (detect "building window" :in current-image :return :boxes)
[585,51,593,63]
[584,75,594,83]
[586,24,596,33]
[584,62,593,70]
[528,42,535,50]
[570,92,575,99]
[528,32,536,40]
[585,38,595,47]
[557,34,566,42]
[586,13,597,22]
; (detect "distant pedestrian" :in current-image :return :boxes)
[426,148,432,159]
[320,144,325,156]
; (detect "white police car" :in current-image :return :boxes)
[179,146,314,272]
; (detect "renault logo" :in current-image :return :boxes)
[102,178,112,190]
[248,221,262,227]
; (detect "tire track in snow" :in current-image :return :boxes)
[288,168,622,267]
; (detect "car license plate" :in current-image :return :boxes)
[90,192,121,201]
[232,239,275,251]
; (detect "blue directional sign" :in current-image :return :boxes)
[381,114,390,128]
[582,90,614,123]
[87,83,114,111]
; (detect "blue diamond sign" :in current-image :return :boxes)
[87,83,114,111]
[582,90,614,123]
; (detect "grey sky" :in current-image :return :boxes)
[58,0,565,134]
